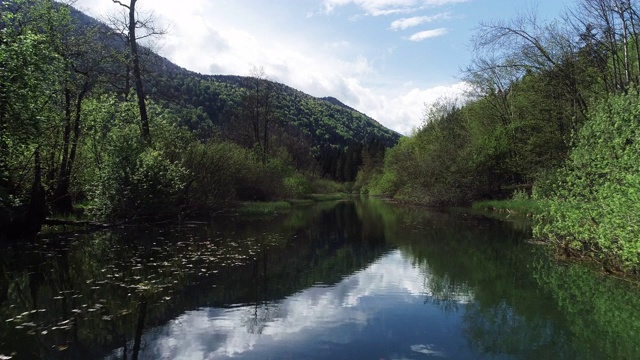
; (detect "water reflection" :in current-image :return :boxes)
[1,199,640,359]
[123,250,470,359]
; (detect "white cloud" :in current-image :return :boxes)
[408,27,448,41]
[323,0,470,16]
[389,13,450,30]
[74,0,468,136]
[342,81,470,135]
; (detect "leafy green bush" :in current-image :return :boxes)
[369,170,399,196]
[534,93,640,271]
[284,173,313,197]
[83,99,190,220]
[181,140,291,214]
[310,177,350,194]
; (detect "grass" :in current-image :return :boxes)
[237,193,352,216]
[302,193,352,202]
[471,198,547,217]
[237,201,293,216]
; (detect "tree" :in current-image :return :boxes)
[567,0,640,93]
[471,8,589,125]
[236,67,278,164]
[110,0,154,143]
[1,0,68,232]
[49,7,112,214]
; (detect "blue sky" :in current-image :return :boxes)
[75,0,573,134]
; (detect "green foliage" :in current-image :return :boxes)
[309,177,351,194]
[534,92,640,271]
[361,103,482,205]
[284,173,313,197]
[85,102,189,219]
[237,201,292,216]
[149,73,400,181]
[0,0,66,204]
[182,140,270,212]
[0,0,405,238]
[359,65,579,207]
[180,139,323,216]
[369,170,400,196]
[472,199,546,217]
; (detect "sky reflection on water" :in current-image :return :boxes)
[117,250,474,360]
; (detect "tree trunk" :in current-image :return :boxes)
[53,85,87,214]
[128,0,151,143]
[26,149,47,236]
[53,88,73,214]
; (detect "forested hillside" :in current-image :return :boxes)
[0,0,399,239]
[358,0,640,273]
[146,72,399,180]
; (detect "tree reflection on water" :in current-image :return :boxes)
[1,199,639,359]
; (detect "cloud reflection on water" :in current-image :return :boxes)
[123,250,474,359]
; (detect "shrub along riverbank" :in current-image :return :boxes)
[532,93,640,275]
[353,0,640,276]
[472,190,546,218]
[359,91,640,276]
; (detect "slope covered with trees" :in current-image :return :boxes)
[0,0,399,239]
[359,0,640,273]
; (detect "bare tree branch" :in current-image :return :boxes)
[111,0,130,9]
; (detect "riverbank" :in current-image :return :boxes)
[470,197,640,280]
[36,193,354,233]
[471,198,547,218]
[237,193,353,216]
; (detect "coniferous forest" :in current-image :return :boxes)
[2,0,640,275]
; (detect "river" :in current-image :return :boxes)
[1,198,639,359]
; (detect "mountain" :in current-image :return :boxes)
[147,72,401,146]
[67,3,401,179]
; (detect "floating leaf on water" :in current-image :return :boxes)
[41,330,48,335]
[0,354,14,360]
[53,296,63,300]
[5,318,14,322]
[56,345,69,351]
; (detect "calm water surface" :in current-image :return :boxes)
[1,198,639,359]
